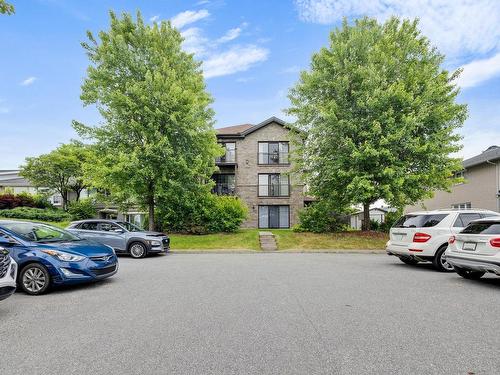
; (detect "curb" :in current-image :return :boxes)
[169,249,386,254]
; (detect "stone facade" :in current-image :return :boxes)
[214,117,306,228]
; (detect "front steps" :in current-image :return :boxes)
[259,231,277,251]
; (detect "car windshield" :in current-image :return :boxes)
[393,214,447,228]
[461,222,500,234]
[117,221,143,232]
[2,222,81,243]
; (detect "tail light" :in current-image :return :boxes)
[489,238,500,248]
[413,232,431,243]
[448,236,456,244]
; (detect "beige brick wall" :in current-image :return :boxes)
[228,122,305,228]
[405,162,500,213]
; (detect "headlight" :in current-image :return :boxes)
[149,240,161,247]
[106,245,116,255]
[42,250,85,262]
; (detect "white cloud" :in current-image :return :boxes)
[203,46,269,78]
[459,129,500,159]
[149,15,160,23]
[456,53,500,89]
[294,0,500,62]
[216,23,248,44]
[170,9,210,29]
[181,27,209,56]
[20,76,36,86]
[196,0,210,5]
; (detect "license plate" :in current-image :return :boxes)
[462,242,477,251]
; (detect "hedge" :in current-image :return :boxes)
[0,207,71,222]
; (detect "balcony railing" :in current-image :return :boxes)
[258,183,290,197]
[216,149,236,164]
[212,183,236,196]
[258,152,289,165]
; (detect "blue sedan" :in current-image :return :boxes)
[0,220,118,295]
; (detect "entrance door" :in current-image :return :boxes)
[269,206,280,228]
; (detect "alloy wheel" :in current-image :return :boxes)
[23,267,47,293]
[440,253,454,271]
[130,243,146,258]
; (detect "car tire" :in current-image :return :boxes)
[399,256,419,265]
[129,242,147,259]
[433,245,454,272]
[455,267,485,280]
[19,263,51,295]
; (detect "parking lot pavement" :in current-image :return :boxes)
[1,254,500,375]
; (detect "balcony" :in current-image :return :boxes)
[212,183,236,196]
[215,149,236,164]
[258,152,289,165]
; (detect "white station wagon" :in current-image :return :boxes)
[445,217,500,279]
[386,209,499,271]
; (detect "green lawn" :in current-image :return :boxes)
[170,229,261,250]
[272,229,388,250]
[0,218,388,251]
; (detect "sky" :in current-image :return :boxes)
[1,0,500,169]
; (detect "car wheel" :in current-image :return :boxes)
[129,242,147,259]
[455,267,485,280]
[19,263,51,295]
[433,245,454,272]
[399,256,419,265]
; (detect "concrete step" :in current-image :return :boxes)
[259,231,277,251]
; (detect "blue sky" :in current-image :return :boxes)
[1,0,500,169]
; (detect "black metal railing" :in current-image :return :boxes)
[212,183,236,196]
[258,152,289,165]
[216,150,236,164]
[258,183,290,197]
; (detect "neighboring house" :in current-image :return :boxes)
[405,145,500,213]
[349,207,393,230]
[213,117,306,229]
[0,170,63,207]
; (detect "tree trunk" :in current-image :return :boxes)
[148,200,155,231]
[361,202,371,231]
[75,190,81,202]
[62,190,69,211]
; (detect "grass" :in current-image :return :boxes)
[272,229,388,251]
[170,229,261,250]
[0,217,388,251]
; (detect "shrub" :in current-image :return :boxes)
[32,193,54,209]
[0,193,21,209]
[68,199,97,220]
[369,219,381,231]
[158,193,248,234]
[0,207,71,222]
[379,209,402,232]
[293,201,349,233]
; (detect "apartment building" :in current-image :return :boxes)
[405,145,500,213]
[213,117,306,228]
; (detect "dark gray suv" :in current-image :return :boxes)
[67,220,170,259]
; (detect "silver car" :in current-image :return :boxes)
[67,220,170,259]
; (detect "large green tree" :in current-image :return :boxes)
[287,17,467,231]
[73,11,220,230]
[20,142,92,210]
[0,0,14,15]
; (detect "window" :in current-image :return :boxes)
[79,222,98,231]
[258,142,289,165]
[462,222,500,234]
[453,213,481,228]
[212,174,236,195]
[216,142,236,163]
[453,170,466,184]
[258,206,289,228]
[393,214,447,228]
[258,174,289,197]
[451,202,471,210]
[98,222,121,232]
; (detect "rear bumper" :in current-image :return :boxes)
[446,254,500,275]
[386,241,437,257]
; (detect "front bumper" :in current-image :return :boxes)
[0,260,17,301]
[446,253,500,275]
[49,255,119,285]
[148,237,170,253]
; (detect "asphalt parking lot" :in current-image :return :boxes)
[1,253,499,375]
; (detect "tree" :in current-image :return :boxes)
[287,17,467,231]
[20,143,92,210]
[0,0,14,15]
[73,11,221,231]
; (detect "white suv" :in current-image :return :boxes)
[386,209,500,271]
[0,247,17,301]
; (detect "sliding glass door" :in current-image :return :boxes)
[258,206,289,228]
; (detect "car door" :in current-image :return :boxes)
[96,222,126,251]
[70,222,100,241]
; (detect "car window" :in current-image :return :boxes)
[393,214,447,228]
[461,222,500,234]
[79,222,98,231]
[98,222,120,232]
[453,213,481,228]
[1,222,79,243]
